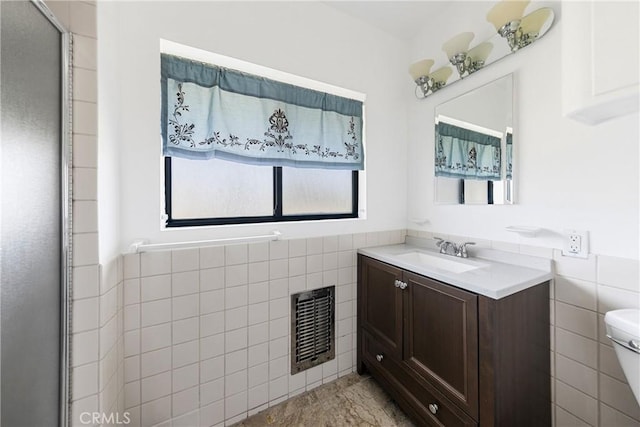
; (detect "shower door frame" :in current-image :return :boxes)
[29,2,72,426]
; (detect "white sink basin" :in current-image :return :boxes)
[395,251,485,274]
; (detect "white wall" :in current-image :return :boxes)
[102,1,409,252]
[407,1,639,259]
[97,1,121,263]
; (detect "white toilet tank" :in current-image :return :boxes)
[604,309,640,405]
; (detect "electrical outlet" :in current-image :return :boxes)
[568,234,581,253]
[562,229,589,258]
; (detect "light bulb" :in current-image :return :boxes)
[486,0,530,31]
[519,7,551,36]
[429,66,453,84]
[467,42,494,63]
[442,32,475,59]
[409,59,434,81]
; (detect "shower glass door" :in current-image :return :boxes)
[1,1,70,425]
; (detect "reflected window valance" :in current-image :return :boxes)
[161,54,364,170]
[435,122,501,180]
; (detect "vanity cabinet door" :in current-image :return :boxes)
[358,256,404,360]
[402,271,479,420]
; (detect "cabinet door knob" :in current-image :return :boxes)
[428,403,438,415]
[394,280,401,288]
[376,354,384,362]
[399,281,408,290]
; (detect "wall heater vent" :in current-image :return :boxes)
[291,286,335,374]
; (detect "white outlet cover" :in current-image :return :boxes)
[562,229,589,258]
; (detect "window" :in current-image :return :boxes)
[165,158,358,226]
[160,48,364,227]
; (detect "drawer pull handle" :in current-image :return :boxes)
[428,403,438,415]
[376,354,384,362]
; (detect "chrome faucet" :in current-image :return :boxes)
[434,238,476,258]
[435,238,457,255]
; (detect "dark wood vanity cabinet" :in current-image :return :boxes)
[357,255,550,427]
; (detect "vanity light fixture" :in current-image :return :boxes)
[442,32,474,78]
[516,7,552,48]
[409,59,453,98]
[486,0,529,51]
[410,0,554,99]
[443,32,494,78]
[409,58,434,97]
[487,0,549,52]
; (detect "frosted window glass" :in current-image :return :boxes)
[171,158,273,219]
[282,167,352,215]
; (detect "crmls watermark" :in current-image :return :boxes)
[80,412,131,425]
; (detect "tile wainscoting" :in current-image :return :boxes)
[119,230,405,427]
[71,256,126,425]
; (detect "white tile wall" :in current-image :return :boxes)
[72,134,98,169]
[47,1,118,424]
[116,230,404,426]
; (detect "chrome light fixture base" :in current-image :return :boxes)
[449,52,469,78]
[497,20,542,52]
[414,75,449,98]
[414,75,435,98]
[516,31,539,49]
[431,80,446,92]
[449,52,487,78]
[467,59,485,74]
[415,76,445,99]
[498,20,522,51]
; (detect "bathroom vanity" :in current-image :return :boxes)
[357,239,552,426]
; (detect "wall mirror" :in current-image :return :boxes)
[434,74,513,205]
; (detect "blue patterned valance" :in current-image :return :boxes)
[161,54,364,170]
[435,122,501,180]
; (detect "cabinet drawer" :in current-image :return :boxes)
[363,332,476,427]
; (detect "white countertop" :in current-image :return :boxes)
[358,237,553,299]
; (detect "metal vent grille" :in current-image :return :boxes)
[291,286,335,374]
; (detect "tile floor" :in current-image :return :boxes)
[234,373,414,426]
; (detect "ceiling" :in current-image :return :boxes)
[323,1,456,42]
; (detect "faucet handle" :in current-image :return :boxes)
[459,242,476,258]
[434,237,445,247]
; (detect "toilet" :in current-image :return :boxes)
[604,309,640,405]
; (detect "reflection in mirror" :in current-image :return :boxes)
[434,74,513,204]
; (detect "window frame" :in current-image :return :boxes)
[164,157,359,227]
